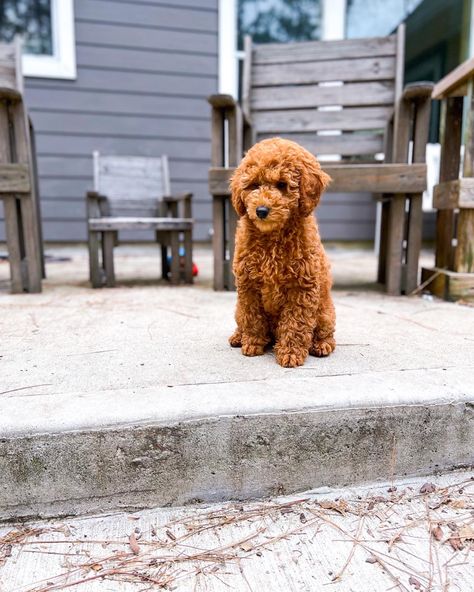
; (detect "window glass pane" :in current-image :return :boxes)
[238,0,322,50]
[0,0,52,55]
[346,0,423,38]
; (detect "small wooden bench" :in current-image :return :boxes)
[87,153,193,287]
[421,58,474,301]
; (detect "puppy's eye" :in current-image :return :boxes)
[276,181,287,190]
[246,183,259,191]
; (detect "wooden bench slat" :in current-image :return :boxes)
[89,217,193,231]
[251,81,395,110]
[253,106,392,134]
[253,36,396,64]
[0,163,31,193]
[209,164,426,195]
[256,132,384,156]
[252,57,396,87]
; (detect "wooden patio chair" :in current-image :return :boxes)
[208,25,433,295]
[87,152,193,287]
[0,38,44,293]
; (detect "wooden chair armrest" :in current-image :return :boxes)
[401,82,434,102]
[208,94,237,109]
[432,57,474,99]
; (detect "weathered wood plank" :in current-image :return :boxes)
[253,106,392,134]
[242,36,252,121]
[257,132,384,156]
[2,196,24,292]
[89,217,193,231]
[212,196,225,291]
[12,101,42,293]
[98,156,165,179]
[253,57,396,87]
[432,56,474,99]
[102,231,116,288]
[253,35,396,64]
[435,97,463,269]
[386,194,406,295]
[405,193,423,293]
[0,163,31,193]
[433,178,474,209]
[252,82,395,110]
[421,267,474,301]
[209,164,426,194]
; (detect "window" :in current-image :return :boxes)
[0,0,76,79]
[219,0,343,97]
[237,0,322,50]
[346,0,424,38]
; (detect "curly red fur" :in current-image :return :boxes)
[229,137,336,368]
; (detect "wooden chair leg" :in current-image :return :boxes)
[212,195,225,290]
[161,245,169,279]
[228,203,238,291]
[377,200,390,285]
[103,231,115,288]
[184,230,193,284]
[170,231,180,285]
[19,195,42,293]
[405,193,423,294]
[88,228,102,288]
[386,194,406,296]
[3,196,24,293]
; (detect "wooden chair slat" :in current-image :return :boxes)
[253,106,392,134]
[253,35,396,64]
[252,81,395,110]
[209,164,427,195]
[252,57,396,87]
[256,132,384,156]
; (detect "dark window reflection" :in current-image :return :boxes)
[0,0,52,55]
[238,0,322,50]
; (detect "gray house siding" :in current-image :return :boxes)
[1,0,218,242]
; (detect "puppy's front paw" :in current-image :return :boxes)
[310,337,336,358]
[228,328,242,348]
[242,343,265,357]
[275,348,307,368]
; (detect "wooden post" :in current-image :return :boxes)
[436,97,463,269]
[102,231,115,288]
[454,79,474,273]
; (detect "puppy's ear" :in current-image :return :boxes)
[299,154,331,217]
[230,170,247,217]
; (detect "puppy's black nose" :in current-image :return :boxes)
[256,206,270,219]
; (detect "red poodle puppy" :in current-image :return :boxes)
[229,137,336,368]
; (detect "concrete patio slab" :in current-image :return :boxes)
[0,245,473,520]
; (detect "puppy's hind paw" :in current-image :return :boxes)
[310,337,336,358]
[228,329,242,348]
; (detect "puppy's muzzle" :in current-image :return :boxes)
[256,206,270,219]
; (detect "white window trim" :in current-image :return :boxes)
[218,0,346,97]
[22,0,76,80]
